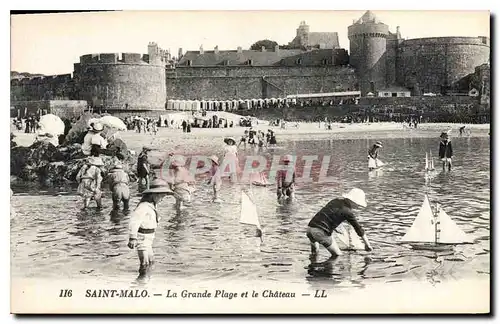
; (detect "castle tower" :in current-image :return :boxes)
[348,11,389,95]
[296,21,310,48]
[148,42,159,65]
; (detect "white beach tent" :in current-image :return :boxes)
[225,100,231,111]
[244,99,251,110]
[192,100,201,112]
[167,99,174,110]
[172,100,179,111]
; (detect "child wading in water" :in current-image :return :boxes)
[223,137,239,182]
[276,155,296,202]
[167,155,195,213]
[307,188,373,259]
[207,155,222,203]
[128,179,173,278]
[439,132,453,171]
[368,141,383,171]
[76,157,104,209]
[107,162,130,211]
[137,146,152,192]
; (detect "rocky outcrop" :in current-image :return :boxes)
[11,141,137,186]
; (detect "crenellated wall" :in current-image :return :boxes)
[397,37,490,94]
[73,53,166,110]
[165,66,358,100]
[10,74,74,102]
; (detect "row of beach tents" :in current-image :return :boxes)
[166,98,297,112]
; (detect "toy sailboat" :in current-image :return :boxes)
[368,157,385,170]
[240,191,263,241]
[425,151,435,172]
[336,224,365,251]
[400,194,473,251]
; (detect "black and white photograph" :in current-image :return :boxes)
[9,9,490,314]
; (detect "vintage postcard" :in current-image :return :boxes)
[10,10,490,314]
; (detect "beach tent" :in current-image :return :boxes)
[270,98,277,104]
[192,100,201,112]
[225,100,231,111]
[244,99,251,110]
[199,100,206,110]
[167,99,174,110]
[251,99,258,109]
[233,100,239,111]
[173,100,180,111]
[258,99,264,109]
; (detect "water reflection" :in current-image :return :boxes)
[11,136,490,287]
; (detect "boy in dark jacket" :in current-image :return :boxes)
[307,188,373,258]
[438,132,453,171]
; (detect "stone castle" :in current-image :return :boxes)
[11,11,490,113]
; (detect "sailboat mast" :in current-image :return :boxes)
[434,203,440,244]
[425,152,429,170]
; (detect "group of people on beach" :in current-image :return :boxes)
[71,118,459,278]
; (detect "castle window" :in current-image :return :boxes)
[322,59,328,65]
[247,59,253,65]
[187,60,192,66]
[296,58,302,65]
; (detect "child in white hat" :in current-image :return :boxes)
[306,188,373,258]
[128,179,173,278]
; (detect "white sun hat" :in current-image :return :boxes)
[342,188,367,208]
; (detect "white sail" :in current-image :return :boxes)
[400,195,436,243]
[336,224,365,250]
[425,152,429,170]
[368,157,377,169]
[436,208,473,244]
[429,151,435,170]
[240,191,261,229]
[376,159,385,167]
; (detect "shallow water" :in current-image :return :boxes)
[11,135,490,290]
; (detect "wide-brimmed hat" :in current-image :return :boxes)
[209,155,219,165]
[142,146,153,151]
[342,188,367,208]
[111,164,123,170]
[440,132,449,139]
[374,141,383,147]
[88,157,104,166]
[224,137,236,145]
[142,179,173,195]
[283,154,293,162]
[90,123,104,132]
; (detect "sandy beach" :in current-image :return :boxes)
[11,119,490,156]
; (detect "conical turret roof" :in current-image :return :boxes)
[357,10,381,24]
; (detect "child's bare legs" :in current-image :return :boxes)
[83,198,90,209]
[325,239,343,257]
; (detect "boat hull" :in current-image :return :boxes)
[409,243,454,251]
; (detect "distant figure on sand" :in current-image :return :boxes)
[368,141,383,171]
[207,155,222,203]
[167,156,195,212]
[459,126,466,136]
[128,179,172,278]
[76,157,104,209]
[307,188,372,258]
[107,162,130,211]
[137,146,152,191]
[439,132,453,171]
[276,155,296,202]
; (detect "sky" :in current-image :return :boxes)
[10,10,490,76]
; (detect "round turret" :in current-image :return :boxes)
[348,11,389,95]
[74,53,166,111]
